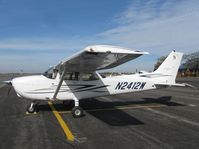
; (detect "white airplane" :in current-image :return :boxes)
[4,45,185,117]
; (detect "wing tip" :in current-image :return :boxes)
[139,51,149,55]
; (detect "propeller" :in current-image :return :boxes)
[3,74,14,96]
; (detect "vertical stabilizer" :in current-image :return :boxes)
[154,51,183,84]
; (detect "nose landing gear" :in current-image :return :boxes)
[27,102,37,113]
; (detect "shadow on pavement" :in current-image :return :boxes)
[142,96,185,106]
[36,96,184,126]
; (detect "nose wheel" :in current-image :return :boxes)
[27,102,37,113]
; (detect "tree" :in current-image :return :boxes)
[182,51,199,70]
[153,56,167,71]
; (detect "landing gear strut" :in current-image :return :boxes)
[72,99,84,118]
[27,102,37,113]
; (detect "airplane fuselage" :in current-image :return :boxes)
[12,74,157,101]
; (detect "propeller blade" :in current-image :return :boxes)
[2,74,15,97]
[2,81,12,96]
[7,86,12,96]
[3,80,12,85]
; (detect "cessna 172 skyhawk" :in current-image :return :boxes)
[4,45,185,117]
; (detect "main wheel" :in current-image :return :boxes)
[72,106,83,118]
[27,103,36,113]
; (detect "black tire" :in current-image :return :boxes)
[27,104,36,113]
[72,106,83,118]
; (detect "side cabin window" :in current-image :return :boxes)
[61,72,99,81]
[64,72,79,81]
[81,73,99,81]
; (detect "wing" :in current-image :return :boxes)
[55,45,149,72]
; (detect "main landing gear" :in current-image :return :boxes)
[64,99,83,118]
[27,101,37,113]
[72,106,83,118]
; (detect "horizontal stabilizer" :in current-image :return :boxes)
[155,83,196,89]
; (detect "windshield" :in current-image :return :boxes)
[43,67,58,79]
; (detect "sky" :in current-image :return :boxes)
[0,0,199,73]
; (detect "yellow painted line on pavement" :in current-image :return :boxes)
[48,101,74,141]
[58,104,165,114]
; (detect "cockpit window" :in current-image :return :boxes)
[43,67,58,79]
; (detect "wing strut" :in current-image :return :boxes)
[53,67,66,100]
